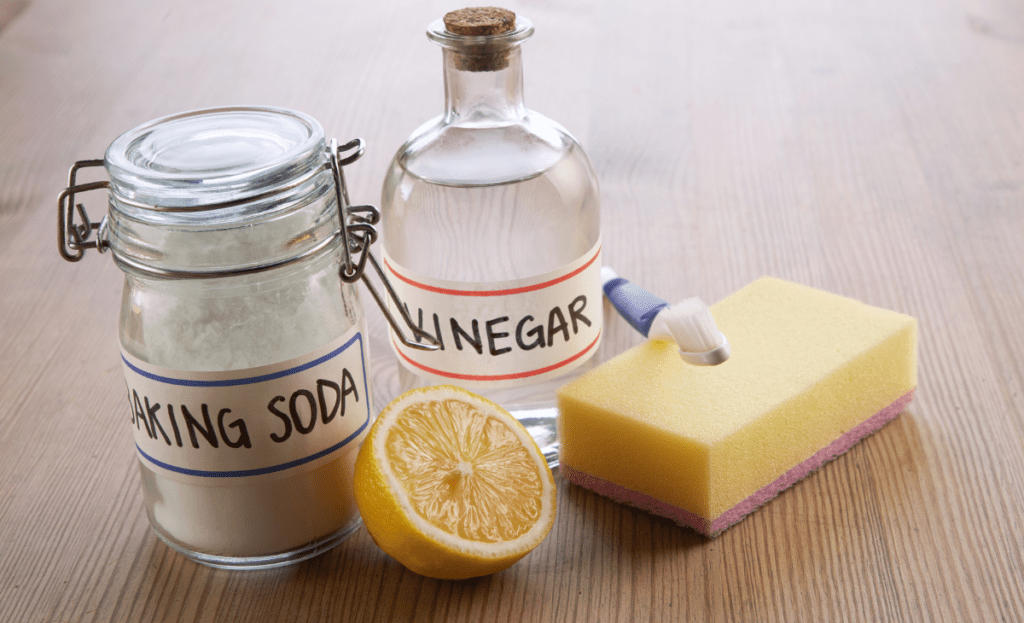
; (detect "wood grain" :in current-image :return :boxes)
[2,0,1023,621]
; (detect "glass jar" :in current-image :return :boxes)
[380,8,602,466]
[59,106,378,569]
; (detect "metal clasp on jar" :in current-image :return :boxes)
[326,139,439,352]
[58,139,439,353]
[57,160,109,262]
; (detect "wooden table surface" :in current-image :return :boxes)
[2,0,1023,621]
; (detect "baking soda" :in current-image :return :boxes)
[120,248,369,565]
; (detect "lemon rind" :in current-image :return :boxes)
[370,385,556,560]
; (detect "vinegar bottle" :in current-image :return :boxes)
[380,7,602,466]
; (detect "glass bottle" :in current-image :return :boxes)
[381,8,602,466]
[59,107,376,569]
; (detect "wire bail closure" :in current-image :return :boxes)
[57,160,109,262]
[328,139,439,352]
[57,139,439,352]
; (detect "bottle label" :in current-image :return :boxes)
[121,324,371,484]
[383,241,602,389]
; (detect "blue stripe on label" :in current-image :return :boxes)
[122,333,363,387]
[136,414,369,478]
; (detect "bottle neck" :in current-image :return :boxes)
[442,46,526,125]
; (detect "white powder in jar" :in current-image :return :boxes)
[120,247,368,562]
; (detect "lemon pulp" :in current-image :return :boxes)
[385,398,544,543]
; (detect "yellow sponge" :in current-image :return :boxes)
[557,277,917,536]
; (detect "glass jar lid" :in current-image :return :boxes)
[104,106,326,209]
[101,106,340,278]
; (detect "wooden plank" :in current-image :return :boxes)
[1,0,1023,620]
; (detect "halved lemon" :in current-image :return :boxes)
[353,385,556,579]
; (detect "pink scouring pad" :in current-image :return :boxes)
[556,277,918,537]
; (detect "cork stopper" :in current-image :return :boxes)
[443,7,515,36]
[442,7,517,72]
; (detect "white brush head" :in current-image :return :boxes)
[600,266,619,286]
[648,297,731,366]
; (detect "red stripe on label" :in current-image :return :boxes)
[394,332,601,382]
[384,246,602,297]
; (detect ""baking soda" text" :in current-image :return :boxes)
[127,370,359,450]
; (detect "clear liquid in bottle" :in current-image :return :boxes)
[380,9,602,466]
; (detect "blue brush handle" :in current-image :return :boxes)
[603,276,669,338]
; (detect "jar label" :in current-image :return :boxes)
[121,324,371,484]
[383,241,602,389]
